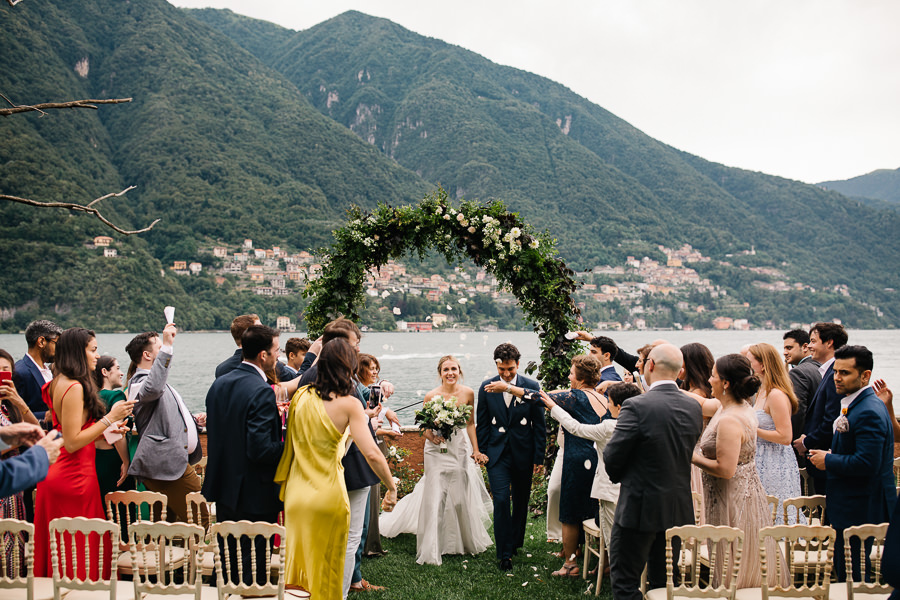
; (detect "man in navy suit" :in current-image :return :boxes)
[204,324,284,585]
[475,343,544,571]
[13,319,62,422]
[591,336,623,385]
[793,322,847,495]
[809,345,896,582]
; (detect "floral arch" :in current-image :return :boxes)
[303,188,581,388]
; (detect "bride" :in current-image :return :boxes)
[380,355,493,565]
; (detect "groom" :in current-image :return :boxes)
[476,343,545,571]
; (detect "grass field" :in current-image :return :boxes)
[356,515,613,600]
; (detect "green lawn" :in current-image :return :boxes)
[357,515,613,599]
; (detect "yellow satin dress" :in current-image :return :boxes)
[275,385,350,600]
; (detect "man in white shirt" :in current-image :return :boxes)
[126,324,203,522]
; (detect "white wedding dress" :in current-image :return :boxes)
[380,430,493,565]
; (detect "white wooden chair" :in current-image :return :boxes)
[782,495,825,526]
[735,524,835,600]
[797,467,813,497]
[0,518,55,600]
[582,517,605,595]
[765,495,779,526]
[210,521,285,600]
[828,523,891,600]
[185,492,215,578]
[645,524,744,600]
[48,516,134,600]
[128,521,216,600]
[105,490,181,577]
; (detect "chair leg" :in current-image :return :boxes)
[595,538,605,596]
[583,537,591,581]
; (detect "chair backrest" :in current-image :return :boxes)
[105,490,168,543]
[185,492,213,537]
[0,518,33,595]
[765,495,778,525]
[842,523,890,599]
[797,468,813,497]
[194,456,208,487]
[758,524,835,598]
[690,491,702,525]
[49,517,119,598]
[893,457,899,487]
[781,495,825,526]
[211,520,285,600]
[665,524,744,599]
[129,521,205,600]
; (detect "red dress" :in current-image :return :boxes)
[34,382,111,579]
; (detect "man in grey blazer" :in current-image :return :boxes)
[783,329,821,444]
[604,343,703,600]
[126,324,203,522]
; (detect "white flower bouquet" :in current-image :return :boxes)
[414,395,472,453]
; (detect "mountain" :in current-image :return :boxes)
[818,168,900,206]
[0,0,429,331]
[2,1,898,332]
[191,9,900,324]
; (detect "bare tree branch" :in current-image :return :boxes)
[6,0,25,6]
[0,186,160,235]
[0,97,132,117]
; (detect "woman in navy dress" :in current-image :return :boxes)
[547,354,608,577]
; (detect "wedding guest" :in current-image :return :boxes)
[93,356,133,499]
[604,344,701,599]
[693,354,785,588]
[745,343,801,524]
[541,382,641,553]
[283,337,311,377]
[357,353,399,557]
[34,328,134,578]
[275,338,397,600]
[542,354,607,577]
[782,329,821,443]
[13,319,62,421]
[679,342,718,522]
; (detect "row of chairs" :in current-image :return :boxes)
[0,487,295,600]
[582,492,846,596]
[644,522,892,600]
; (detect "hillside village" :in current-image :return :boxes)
[86,233,849,331]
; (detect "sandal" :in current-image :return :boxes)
[551,562,581,578]
[350,579,386,592]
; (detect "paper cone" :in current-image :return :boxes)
[164,306,175,324]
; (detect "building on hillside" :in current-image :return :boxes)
[103,248,117,258]
[189,262,202,274]
[276,316,293,331]
[93,236,113,247]
[213,246,228,258]
[173,261,187,273]
[712,316,733,330]
[243,239,253,249]
[431,313,448,327]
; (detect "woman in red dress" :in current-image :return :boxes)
[33,328,134,578]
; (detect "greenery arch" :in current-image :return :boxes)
[304,188,581,388]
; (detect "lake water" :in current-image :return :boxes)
[2,330,898,425]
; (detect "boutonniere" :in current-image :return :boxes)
[834,407,849,433]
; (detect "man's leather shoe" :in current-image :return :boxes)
[499,558,513,571]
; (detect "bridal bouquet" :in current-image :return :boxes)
[414,395,472,453]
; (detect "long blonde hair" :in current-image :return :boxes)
[748,343,799,414]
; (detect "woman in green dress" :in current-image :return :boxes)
[93,356,133,499]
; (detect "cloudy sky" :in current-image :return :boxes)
[171,0,899,184]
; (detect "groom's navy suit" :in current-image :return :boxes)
[476,374,544,561]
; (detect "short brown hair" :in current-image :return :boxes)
[230,314,260,344]
[285,337,311,356]
[572,354,602,387]
[322,318,361,345]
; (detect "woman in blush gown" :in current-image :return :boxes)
[379,356,493,566]
[745,343,802,524]
[33,328,134,578]
[693,354,788,589]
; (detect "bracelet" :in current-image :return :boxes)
[101,417,112,428]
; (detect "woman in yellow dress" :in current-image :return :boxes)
[275,338,397,600]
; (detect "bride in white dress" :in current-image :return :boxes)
[380,355,493,565]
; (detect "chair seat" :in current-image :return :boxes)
[1,576,56,600]
[645,587,668,600]
[141,586,220,600]
[117,544,186,573]
[734,587,763,600]
[55,580,137,600]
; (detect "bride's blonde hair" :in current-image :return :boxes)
[437,355,464,381]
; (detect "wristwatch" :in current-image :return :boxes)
[506,384,512,393]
